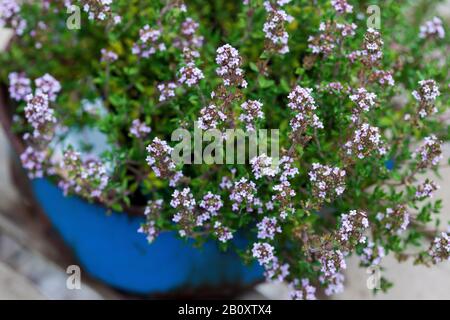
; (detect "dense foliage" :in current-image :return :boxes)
[1,0,449,298]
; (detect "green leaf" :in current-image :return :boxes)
[249,62,259,72]
[258,76,275,89]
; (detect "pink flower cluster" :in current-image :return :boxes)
[323,81,346,93]
[344,123,386,159]
[138,199,163,243]
[257,216,281,240]
[35,74,61,102]
[59,149,110,199]
[419,17,445,39]
[170,188,196,210]
[8,72,32,101]
[320,249,346,278]
[198,192,223,225]
[429,232,450,263]
[360,241,385,266]
[20,146,47,179]
[157,82,177,102]
[287,86,323,134]
[338,210,369,246]
[178,62,204,87]
[29,20,48,49]
[262,0,293,54]
[361,28,384,66]
[132,25,166,58]
[219,176,233,190]
[168,186,228,240]
[270,156,298,219]
[138,220,157,244]
[78,0,121,24]
[172,0,187,12]
[272,180,296,219]
[349,88,377,122]
[175,18,204,88]
[130,119,151,138]
[348,28,384,67]
[250,154,278,179]
[171,187,196,236]
[412,135,443,169]
[230,177,257,211]
[214,221,234,243]
[309,163,346,201]
[278,155,299,181]
[180,17,199,38]
[215,44,247,88]
[412,79,440,118]
[321,272,345,296]
[252,242,275,265]
[264,257,290,282]
[289,278,316,300]
[336,23,357,37]
[15,73,60,179]
[0,0,26,35]
[24,92,56,139]
[100,49,118,63]
[181,47,200,62]
[197,104,227,130]
[146,138,183,187]
[308,21,356,55]
[415,179,439,201]
[331,0,353,14]
[175,17,204,52]
[287,86,315,110]
[376,205,410,235]
[239,100,264,132]
[372,70,395,87]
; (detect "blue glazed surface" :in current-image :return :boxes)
[385,159,395,171]
[31,178,263,294]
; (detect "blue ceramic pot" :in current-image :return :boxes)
[30,178,263,295]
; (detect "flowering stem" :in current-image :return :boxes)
[313,127,325,159]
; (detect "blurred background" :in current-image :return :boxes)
[1,3,450,299]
